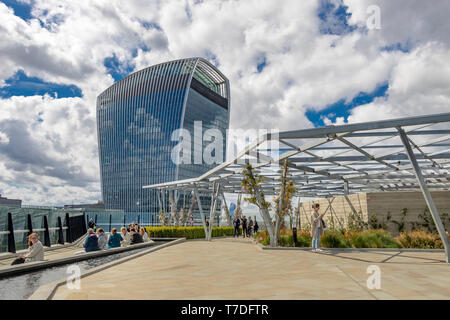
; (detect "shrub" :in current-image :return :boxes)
[261,236,270,246]
[351,229,401,248]
[320,230,351,248]
[254,230,268,242]
[396,229,446,249]
[277,235,294,247]
[254,230,311,247]
[145,227,234,239]
[296,233,312,247]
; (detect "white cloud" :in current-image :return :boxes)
[0,0,449,205]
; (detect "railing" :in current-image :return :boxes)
[1,209,207,253]
[0,211,85,254]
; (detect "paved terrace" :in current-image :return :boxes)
[52,238,450,300]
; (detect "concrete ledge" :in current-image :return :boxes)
[0,240,167,278]
[0,234,88,261]
[259,245,445,253]
[29,237,186,300]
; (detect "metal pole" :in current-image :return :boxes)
[220,191,233,227]
[27,214,33,237]
[65,213,72,243]
[7,212,16,253]
[344,181,349,195]
[57,216,64,244]
[208,183,220,241]
[398,127,450,263]
[43,215,51,247]
[82,213,87,234]
[193,184,208,236]
[109,214,112,232]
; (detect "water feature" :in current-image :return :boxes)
[0,242,168,300]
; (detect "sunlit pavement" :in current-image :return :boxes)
[52,238,450,300]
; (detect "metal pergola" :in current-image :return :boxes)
[144,112,450,262]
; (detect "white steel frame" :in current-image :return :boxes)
[144,112,450,262]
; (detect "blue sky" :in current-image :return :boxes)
[0,70,82,98]
[1,0,449,207]
[2,0,33,20]
[306,83,389,126]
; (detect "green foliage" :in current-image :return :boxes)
[159,209,169,226]
[391,208,408,233]
[255,230,312,247]
[277,235,294,247]
[369,213,389,230]
[351,229,401,248]
[320,230,351,248]
[241,163,271,210]
[396,229,446,249]
[416,208,449,233]
[346,211,368,232]
[261,236,270,246]
[296,233,312,247]
[146,227,234,239]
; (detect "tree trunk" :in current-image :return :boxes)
[169,191,177,226]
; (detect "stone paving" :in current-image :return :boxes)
[51,238,450,300]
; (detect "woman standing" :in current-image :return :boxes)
[311,203,325,252]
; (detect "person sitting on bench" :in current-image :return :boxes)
[11,233,44,265]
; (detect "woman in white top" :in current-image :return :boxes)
[139,227,149,242]
[20,233,44,262]
[120,226,130,246]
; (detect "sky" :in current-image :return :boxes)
[0,0,450,208]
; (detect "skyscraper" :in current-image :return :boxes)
[96,58,230,218]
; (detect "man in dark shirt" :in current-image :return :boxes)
[130,229,143,244]
[241,216,247,238]
[233,216,241,238]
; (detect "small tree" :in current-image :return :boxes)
[159,209,169,226]
[273,160,296,245]
[241,163,275,245]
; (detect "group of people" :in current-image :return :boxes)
[232,215,259,238]
[83,222,150,252]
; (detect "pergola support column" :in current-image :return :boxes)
[344,181,349,195]
[207,183,221,241]
[193,184,208,237]
[398,127,450,263]
[220,191,233,227]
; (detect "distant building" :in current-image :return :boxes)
[0,194,22,207]
[97,57,230,217]
[64,200,105,209]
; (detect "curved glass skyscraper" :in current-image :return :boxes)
[96,58,230,217]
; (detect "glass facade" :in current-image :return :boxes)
[97,58,230,219]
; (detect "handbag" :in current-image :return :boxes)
[321,218,327,230]
[11,257,25,265]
